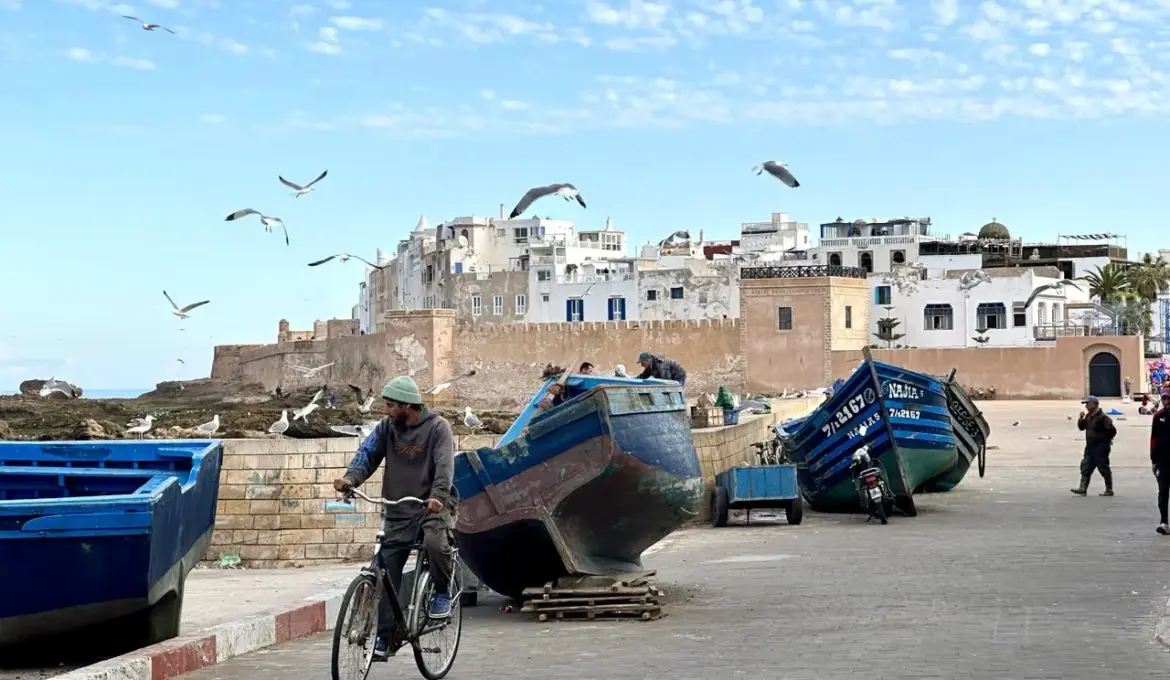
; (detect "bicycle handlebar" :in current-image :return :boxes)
[343,487,426,506]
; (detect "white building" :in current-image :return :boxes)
[527,218,635,322]
[868,266,1091,349]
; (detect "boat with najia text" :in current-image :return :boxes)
[452,373,702,600]
[778,348,959,516]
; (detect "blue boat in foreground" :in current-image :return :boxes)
[0,440,222,647]
[453,374,702,600]
[779,348,959,516]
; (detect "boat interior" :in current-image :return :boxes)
[0,442,206,502]
[496,374,678,448]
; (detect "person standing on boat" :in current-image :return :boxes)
[1150,400,1170,534]
[332,376,457,658]
[635,352,687,386]
[1072,395,1117,497]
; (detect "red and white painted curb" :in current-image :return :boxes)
[56,588,347,680]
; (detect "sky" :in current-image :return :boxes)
[2,0,1170,391]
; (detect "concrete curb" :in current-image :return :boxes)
[54,586,348,680]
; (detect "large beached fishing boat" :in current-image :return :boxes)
[921,370,990,492]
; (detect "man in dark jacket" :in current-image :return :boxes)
[1072,395,1117,497]
[635,352,687,386]
[1151,400,1170,534]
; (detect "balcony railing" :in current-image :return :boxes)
[741,265,867,280]
[818,235,925,248]
[1033,323,1124,340]
[556,273,634,284]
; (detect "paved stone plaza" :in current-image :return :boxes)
[181,400,1170,679]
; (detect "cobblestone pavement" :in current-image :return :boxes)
[181,400,1170,679]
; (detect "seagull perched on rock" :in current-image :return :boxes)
[508,183,586,219]
[279,170,327,198]
[163,290,210,319]
[753,161,800,188]
[269,410,289,437]
[126,415,152,429]
[122,15,174,33]
[1024,279,1084,308]
[225,209,289,245]
[195,415,220,434]
[308,253,382,269]
[126,415,154,439]
[463,406,483,431]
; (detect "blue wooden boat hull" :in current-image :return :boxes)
[780,351,959,515]
[922,373,991,492]
[0,440,222,645]
[453,376,702,599]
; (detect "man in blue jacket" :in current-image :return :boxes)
[333,376,456,658]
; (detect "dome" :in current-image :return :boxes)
[413,214,430,233]
[978,219,1010,240]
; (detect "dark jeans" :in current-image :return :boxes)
[376,517,453,640]
[1080,443,1113,489]
[1158,464,1170,524]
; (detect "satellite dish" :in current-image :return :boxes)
[457,234,469,248]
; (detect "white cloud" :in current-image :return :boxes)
[113,56,155,69]
[585,0,669,30]
[330,15,383,31]
[930,0,957,26]
[146,0,179,8]
[1028,43,1051,56]
[479,89,495,100]
[327,0,349,7]
[200,113,226,124]
[319,26,339,43]
[220,38,248,54]
[63,47,96,61]
[415,8,585,46]
[605,34,677,50]
[500,100,530,110]
[289,4,316,16]
[308,40,341,54]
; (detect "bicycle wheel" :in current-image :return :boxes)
[331,572,380,680]
[410,561,463,680]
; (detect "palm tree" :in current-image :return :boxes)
[1129,253,1170,301]
[1082,263,1131,301]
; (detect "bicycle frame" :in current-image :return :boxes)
[344,489,461,646]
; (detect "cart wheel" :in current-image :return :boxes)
[711,487,730,527]
[977,441,987,478]
[785,498,804,525]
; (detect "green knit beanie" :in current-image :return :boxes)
[381,376,423,405]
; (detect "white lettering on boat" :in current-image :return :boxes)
[883,381,923,400]
[846,413,882,439]
[888,408,921,419]
[821,391,875,438]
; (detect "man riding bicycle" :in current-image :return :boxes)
[333,375,457,659]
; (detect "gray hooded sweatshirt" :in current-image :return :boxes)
[344,409,456,539]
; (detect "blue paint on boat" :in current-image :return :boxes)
[453,375,702,599]
[779,351,959,515]
[0,440,222,645]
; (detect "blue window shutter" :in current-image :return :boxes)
[454,262,463,274]
[566,299,573,321]
[874,288,880,304]
[607,298,615,321]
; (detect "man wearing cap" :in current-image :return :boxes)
[635,351,687,386]
[1150,394,1170,534]
[333,375,457,658]
[1072,395,1117,497]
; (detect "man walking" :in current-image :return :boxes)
[333,375,457,658]
[1151,399,1170,534]
[1072,395,1117,497]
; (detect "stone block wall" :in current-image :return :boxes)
[204,397,823,566]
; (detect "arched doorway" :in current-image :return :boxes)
[1088,352,1121,397]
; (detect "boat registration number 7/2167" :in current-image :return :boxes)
[820,391,872,438]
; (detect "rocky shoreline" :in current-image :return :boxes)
[0,378,516,441]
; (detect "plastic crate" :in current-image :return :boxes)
[722,408,739,426]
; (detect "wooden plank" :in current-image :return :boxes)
[534,607,663,622]
[521,586,653,598]
[523,595,655,607]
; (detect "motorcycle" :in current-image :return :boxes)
[850,424,894,524]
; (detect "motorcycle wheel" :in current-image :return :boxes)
[872,499,888,525]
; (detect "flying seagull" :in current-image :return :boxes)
[225,209,289,245]
[308,253,382,269]
[39,378,80,398]
[508,183,586,219]
[348,384,375,412]
[177,358,186,365]
[753,161,800,188]
[293,402,319,422]
[279,170,328,198]
[658,230,691,247]
[163,290,210,319]
[1024,279,1084,308]
[293,362,335,379]
[122,15,175,33]
[957,269,992,293]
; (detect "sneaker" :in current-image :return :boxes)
[1158,524,1169,535]
[373,638,390,660]
[1100,489,1114,497]
[1070,488,1087,496]
[428,593,452,619]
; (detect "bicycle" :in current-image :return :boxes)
[328,488,463,680]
